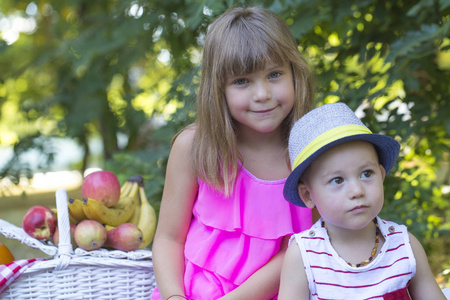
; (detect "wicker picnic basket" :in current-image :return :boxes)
[0,189,156,299]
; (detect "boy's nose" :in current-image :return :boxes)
[349,180,364,199]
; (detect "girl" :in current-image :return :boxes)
[152,6,314,300]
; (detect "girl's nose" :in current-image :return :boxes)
[253,81,271,102]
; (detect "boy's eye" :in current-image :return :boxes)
[268,72,281,79]
[330,177,344,185]
[361,170,373,178]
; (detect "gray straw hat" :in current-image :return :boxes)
[283,102,401,207]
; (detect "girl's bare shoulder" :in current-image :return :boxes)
[172,124,197,149]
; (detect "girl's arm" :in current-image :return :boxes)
[278,240,310,299]
[407,233,446,300]
[218,235,294,300]
[152,128,198,299]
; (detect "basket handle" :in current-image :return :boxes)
[53,189,74,271]
[55,189,73,256]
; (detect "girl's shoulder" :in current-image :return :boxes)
[172,123,197,148]
[168,124,197,171]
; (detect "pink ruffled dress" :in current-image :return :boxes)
[151,165,312,300]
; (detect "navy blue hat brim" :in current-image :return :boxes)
[283,133,400,207]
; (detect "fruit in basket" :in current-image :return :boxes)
[81,181,140,227]
[127,203,141,226]
[82,170,121,207]
[105,223,143,251]
[0,241,15,265]
[51,207,77,224]
[137,179,157,249]
[53,224,77,248]
[22,205,57,240]
[67,198,88,223]
[74,220,107,251]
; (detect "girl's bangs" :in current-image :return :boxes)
[221,32,286,79]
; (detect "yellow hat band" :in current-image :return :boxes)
[292,124,372,170]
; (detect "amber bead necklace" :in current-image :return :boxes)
[322,218,380,268]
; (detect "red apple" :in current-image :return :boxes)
[105,223,143,252]
[82,170,121,207]
[53,224,77,248]
[74,220,107,251]
[22,205,57,240]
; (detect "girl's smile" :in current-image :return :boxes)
[250,106,278,114]
[224,62,294,134]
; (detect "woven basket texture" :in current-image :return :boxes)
[0,189,156,300]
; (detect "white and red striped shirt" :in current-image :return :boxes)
[292,216,416,300]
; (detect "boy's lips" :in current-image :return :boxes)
[350,205,368,213]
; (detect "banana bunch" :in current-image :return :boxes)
[66,175,157,249]
[67,198,88,223]
[104,175,157,249]
[82,181,139,227]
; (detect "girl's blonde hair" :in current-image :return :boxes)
[191,5,314,194]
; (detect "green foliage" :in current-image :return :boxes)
[0,1,449,266]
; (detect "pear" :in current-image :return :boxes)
[105,223,143,252]
[74,220,107,251]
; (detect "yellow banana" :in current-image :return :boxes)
[67,198,88,223]
[120,180,131,197]
[51,207,77,224]
[137,183,157,249]
[105,225,115,231]
[82,182,139,227]
[127,203,141,226]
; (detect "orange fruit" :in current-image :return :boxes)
[0,241,15,265]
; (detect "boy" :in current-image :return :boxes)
[279,103,445,299]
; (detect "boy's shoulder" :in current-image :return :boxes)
[377,217,409,235]
[291,219,326,241]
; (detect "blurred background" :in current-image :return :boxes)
[0,0,449,287]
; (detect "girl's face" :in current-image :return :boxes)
[224,62,294,134]
[299,141,386,232]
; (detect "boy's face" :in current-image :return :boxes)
[298,141,386,231]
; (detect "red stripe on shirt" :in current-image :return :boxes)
[306,250,333,257]
[310,256,409,274]
[386,243,405,252]
[315,272,413,289]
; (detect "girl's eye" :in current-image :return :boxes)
[361,170,373,178]
[233,78,248,85]
[330,177,344,185]
[268,72,281,79]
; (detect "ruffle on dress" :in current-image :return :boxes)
[185,166,312,287]
[151,166,312,300]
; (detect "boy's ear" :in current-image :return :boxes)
[297,183,315,209]
[380,164,386,181]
